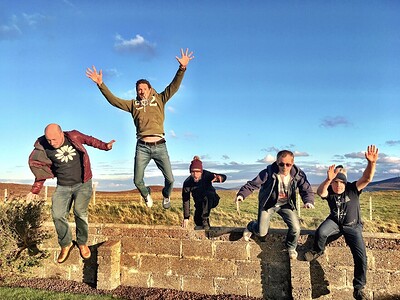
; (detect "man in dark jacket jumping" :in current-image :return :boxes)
[235,150,315,260]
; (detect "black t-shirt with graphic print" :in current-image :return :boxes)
[324,181,362,226]
[44,138,83,186]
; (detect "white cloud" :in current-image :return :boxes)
[379,156,400,164]
[320,116,352,128]
[169,130,177,138]
[293,151,309,157]
[0,24,21,39]
[114,34,156,56]
[22,13,46,27]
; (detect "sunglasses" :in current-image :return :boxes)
[278,162,293,167]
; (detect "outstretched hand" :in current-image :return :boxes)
[212,174,222,183]
[326,164,340,181]
[107,140,116,150]
[176,48,194,68]
[365,144,379,163]
[86,65,103,85]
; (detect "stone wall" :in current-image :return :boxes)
[34,222,400,299]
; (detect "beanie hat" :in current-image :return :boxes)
[334,172,347,183]
[189,156,203,172]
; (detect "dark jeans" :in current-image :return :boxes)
[193,192,220,226]
[313,218,367,290]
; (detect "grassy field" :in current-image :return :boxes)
[86,188,400,233]
[1,183,399,233]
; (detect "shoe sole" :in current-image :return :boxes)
[79,248,91,260]
[57,243,74,264]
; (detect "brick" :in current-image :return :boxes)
[388,271,400,293]
[372,249,400,271]
[97,239,121,290]
[151,274,181,290]
[214,241,248,260]
[122,237,180,256]
[326,247,353,267]
[321,266,346,288]
[247,280,264,298]
[368,269,391,290]
[121,271,150,287]
[139,255,171,274]
[169,257,236,277]
[236,261,262,278]
[120,253,140,269]
[214,277,248,296]
[182,275,215,295]
[181,239,213,258]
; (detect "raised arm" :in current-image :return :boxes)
[356,145,379,191]
[86,65,103,85]
[317,165,339,198]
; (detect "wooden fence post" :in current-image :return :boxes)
[45,186,48,201]
[92,182,97,205]
[297,193,301,217]
[4,189,7,202]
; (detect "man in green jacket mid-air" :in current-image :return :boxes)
[86,48,194,209]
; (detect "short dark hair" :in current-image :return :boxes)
[136,79,152,90]
[276,150,294,160]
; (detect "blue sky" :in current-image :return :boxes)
[1,1,399,191]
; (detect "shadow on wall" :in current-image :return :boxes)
[375,296,400,300]
[254,235,292,300]
[82,242,104,288]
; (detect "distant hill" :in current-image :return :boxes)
[1,177,399,196]
[364,177,400,191]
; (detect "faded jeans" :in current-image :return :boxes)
[51,180,92,247]
[134,141,174,198]
[248,205,301,251]
[313,218,367,289]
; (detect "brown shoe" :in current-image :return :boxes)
[78,244,91,260]
[57,242,74,264]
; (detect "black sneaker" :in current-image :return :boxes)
[305,250,322,262]
[353,288,369,300]
[202,218,210,230]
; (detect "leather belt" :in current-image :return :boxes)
[138,138,166,146]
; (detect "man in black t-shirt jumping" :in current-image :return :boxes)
[27,123,115,263]
[305,145,379,300]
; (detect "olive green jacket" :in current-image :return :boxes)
[98,67,186,139]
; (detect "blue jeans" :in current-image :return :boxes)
[51,180,92,247]
[248,205,301,250]
[134,141,174,198]
[313,218,367,289]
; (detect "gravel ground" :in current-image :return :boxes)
[3,278,262,300]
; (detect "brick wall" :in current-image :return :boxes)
[34,222,400,299]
